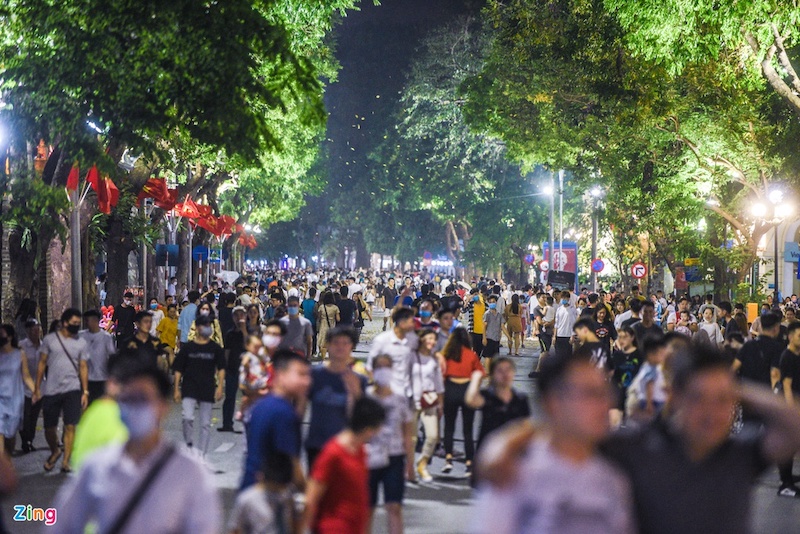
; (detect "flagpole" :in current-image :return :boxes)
[70,188,83,313]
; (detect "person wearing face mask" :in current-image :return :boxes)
[113,291,137,345]
[53,365,222,534]
[278,296,314,359]
[148,298,165,336]
[0,324,35,456]
[305,327,367,471]
[414,299,440,332]
[187,302,225,347]
[34,308,90,473]
[172,315,226,458]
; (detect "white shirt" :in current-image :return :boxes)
[614,310,632,330]
[53,442,221,534]
[555,305,577,337]
[368,329,418,397]
[471,437,635,534]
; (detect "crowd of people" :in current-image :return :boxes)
[0,267,798,533]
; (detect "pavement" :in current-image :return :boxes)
[3,318,800,533]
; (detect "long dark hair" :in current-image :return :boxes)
[593,304,611,325]
[443,327,472,363]
[510,294,520,314]
[195,302,216,321]
[0,324,19,348]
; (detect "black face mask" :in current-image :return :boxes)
[66,324,80,335]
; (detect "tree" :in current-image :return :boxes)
[462,0,798,297]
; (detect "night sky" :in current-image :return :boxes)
[323,0,479,191]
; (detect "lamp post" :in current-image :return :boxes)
[558,170,564,265]
[589,186,605,292]
[751,189,794,303]
[141,198,155,307]
[543,180,555,273]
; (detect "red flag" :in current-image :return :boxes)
[238,234,248,247]
[87,166,119,214]
[177,197,201,219]
[155,188,178,210]
[196,204,212,218]
[196,214,224,237]
[235,223,244,234]
[66,164,80,192]
[136,178,169,207]
[218,215,237,236]
[246,235,257,249]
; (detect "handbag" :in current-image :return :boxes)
[416,353,439,410]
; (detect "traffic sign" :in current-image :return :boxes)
[591,258,605,273]
[631,262,647,279]
[538,260,549,272]
[524,254,535,265]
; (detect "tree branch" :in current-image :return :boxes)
[745,32,800,117]
[705,202,755,251]
[771,24,800,95]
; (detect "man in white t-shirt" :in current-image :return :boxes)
[554,290,577,358]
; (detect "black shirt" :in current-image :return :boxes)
[611,348,641,391]
[382,286,398,307]
[602,419,769,534]
[336,299,357,326]
[113,305,137,339]
[173,340,225,402]
[724,317,741,337]
[736,336,784,386]
[477,387,530,447]
[594,320,618,343]
[779,348,800,395]
[218,306,234,336]
[582,341,612,372]
[632,322,664,348]
[118,334,168,368]
[223,328,246,373]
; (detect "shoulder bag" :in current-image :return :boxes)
[106,445,177,534]
[416,353,439,410]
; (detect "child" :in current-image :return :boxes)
[573,318,611,376]
[303,397,386,534]
[609,325,641,429]
[698,307,723,347]
[674,310,693,337]
[367,355,415,534]
[238,334,270,432]
[627,336,668,421]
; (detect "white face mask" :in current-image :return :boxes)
[262,334,281,350]
[373,367,393,387]
[119,402,158,440]
[200,309,210,316]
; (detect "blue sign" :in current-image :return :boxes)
[192,246,209,262]
[591,259,605,273]
[524,254,535,265]
[785,242,800,262]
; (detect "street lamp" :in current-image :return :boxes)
[751,190,794,302]
[543,181,555,272]
[588,186,605,291]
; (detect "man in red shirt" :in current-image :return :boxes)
[303,397,386,534]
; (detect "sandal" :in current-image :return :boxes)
[44,449,62,472]
[60,465,72,474]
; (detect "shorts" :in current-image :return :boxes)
[369,455,406,506]
[42,390,82,427]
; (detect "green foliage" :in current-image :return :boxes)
[0,175,71,246]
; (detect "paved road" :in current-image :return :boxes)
[3,319,800,532]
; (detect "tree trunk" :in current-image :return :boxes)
[105,214,136,308]
[4,228,39,322]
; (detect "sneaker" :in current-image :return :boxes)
[441,461,453,474]
[528,371,540,378]
[417,461,433,482]
[217,426,234,433]
[778,485,800,497]
[465,462,473,476]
